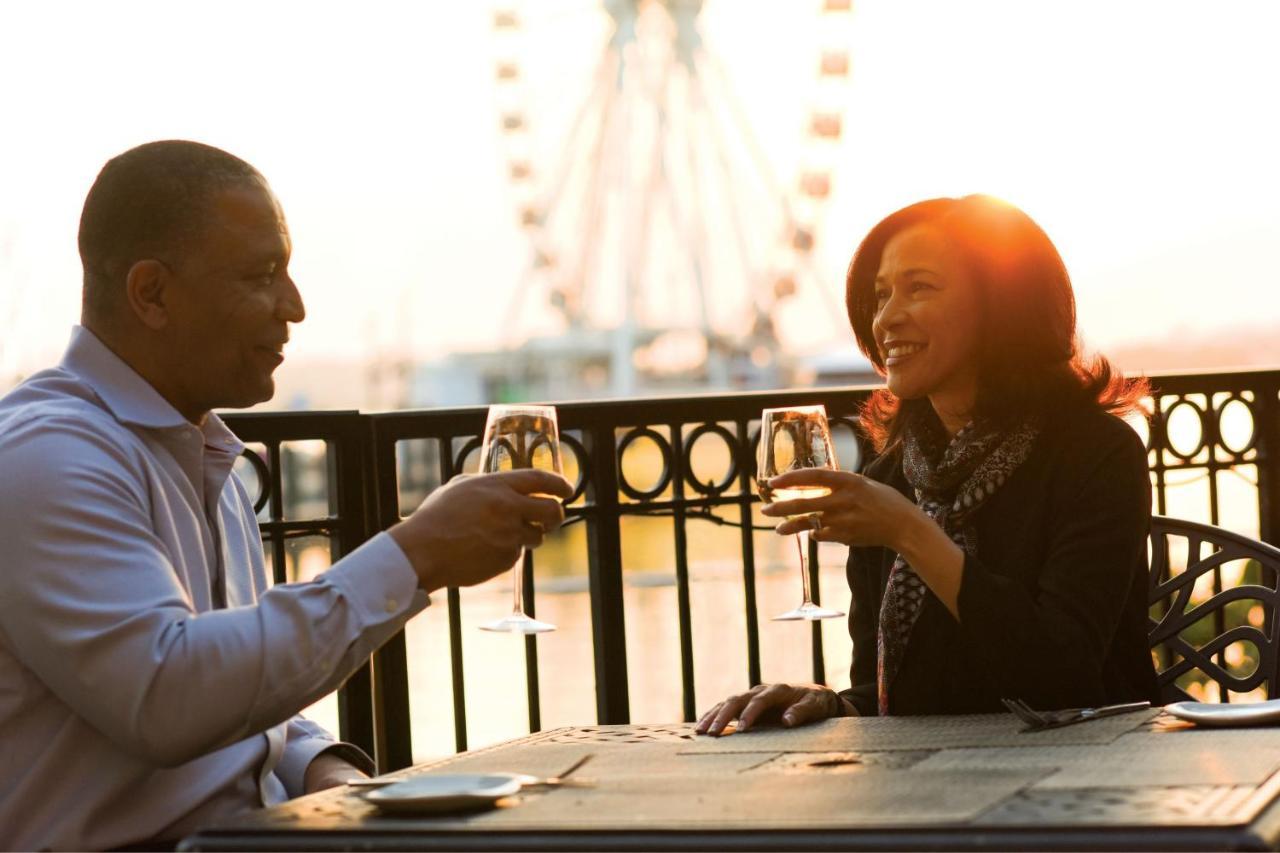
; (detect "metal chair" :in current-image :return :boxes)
[1149,515,1280,703]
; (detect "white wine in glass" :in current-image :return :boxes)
[478,404,562,634]
[757,405,844,621]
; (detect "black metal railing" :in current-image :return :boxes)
[225,368,1280,770]
[223,411,378,753]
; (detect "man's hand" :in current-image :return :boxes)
[388,469,573,592]
[303,751,366,794]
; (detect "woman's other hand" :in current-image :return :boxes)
[695,683,855,736]
[764,467,966,619]
[761,467,919,550]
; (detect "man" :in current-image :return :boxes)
[0,140,571,850]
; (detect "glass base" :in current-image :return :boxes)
[479,612,557,634]
[773,601,845,621]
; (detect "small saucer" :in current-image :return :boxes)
[1164,699,1280,728]
[361,773,523,815]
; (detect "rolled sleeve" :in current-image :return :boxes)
[274,717,375,797]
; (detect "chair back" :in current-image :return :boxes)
[1149,515,1280,703]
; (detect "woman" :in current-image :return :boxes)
[697,194,1159,734]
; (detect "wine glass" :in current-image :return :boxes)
[478,404,562,634]
[757,405,844,621]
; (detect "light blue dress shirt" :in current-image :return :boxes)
[0,327,427,850]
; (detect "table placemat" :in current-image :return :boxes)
[420,743,596,778]
[430,742,778,778]
[975,783,1269,827]
[913,733,1280,788]
[534,722,701,746]
[675,711,1161,753]
[254,767,1048,832]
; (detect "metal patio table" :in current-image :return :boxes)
[180,711,1280,852]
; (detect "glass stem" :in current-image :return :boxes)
[511,547,527,616]
[796,529,814,605]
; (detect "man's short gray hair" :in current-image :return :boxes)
[78,140,264,318]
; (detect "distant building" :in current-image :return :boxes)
[408,325,805,407]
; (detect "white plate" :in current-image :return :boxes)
[1164,699,1280,727]
[362,773,523,815]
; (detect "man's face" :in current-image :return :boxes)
[162,181,305,419]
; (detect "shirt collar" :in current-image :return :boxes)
[60,326,245,455]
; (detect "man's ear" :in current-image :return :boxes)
[124,259,172,330]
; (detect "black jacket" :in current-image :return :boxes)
[839,406,1161,716]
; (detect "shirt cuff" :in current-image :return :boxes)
[275,737,376,797]
[323,532,429,625]
[274,735,335,797]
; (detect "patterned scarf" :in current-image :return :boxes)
[875,411,1040,715]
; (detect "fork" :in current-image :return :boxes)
[513,753,596,789]
[347,753,596,790]
[1002,697,1151,731]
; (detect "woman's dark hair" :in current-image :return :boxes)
[846,194,1147,452]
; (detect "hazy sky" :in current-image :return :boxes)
[2,0,1278,388]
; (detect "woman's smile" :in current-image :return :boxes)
[883,340,927,366]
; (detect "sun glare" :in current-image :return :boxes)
[1,1,1277,395]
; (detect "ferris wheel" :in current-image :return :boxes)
[491,0,854,395]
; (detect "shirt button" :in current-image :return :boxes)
[385,598,399,613]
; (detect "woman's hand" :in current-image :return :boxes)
[761,468,918,550]
[695,683,855,736]
[764,468,967,619]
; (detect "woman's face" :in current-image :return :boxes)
[871,223,982,419]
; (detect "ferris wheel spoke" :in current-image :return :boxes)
[696,45,799,231]
[499,259,552,340]
[540,46,619,251]
[566,48,625,325]
[645,64,713,335]
[625,55,684,325]
[497,49,618,334]
[532,44,618,234]
[697,40,842,327]
[686,61,769,313]
[791,239,851,339]
[676,94,716,337]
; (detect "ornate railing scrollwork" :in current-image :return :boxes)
[238,446,272,515]
[681,422,740,497]
[616,426,673,501]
